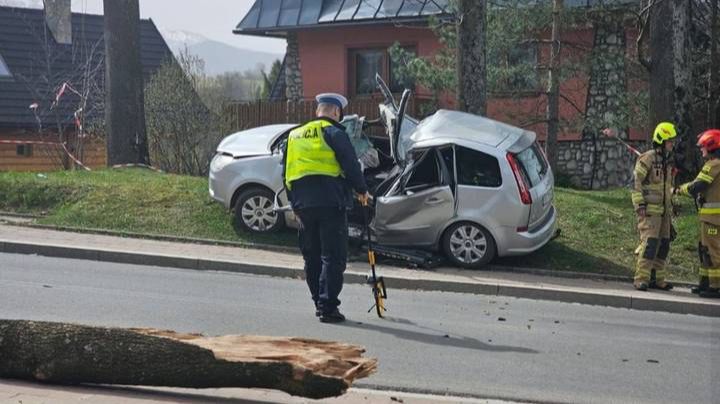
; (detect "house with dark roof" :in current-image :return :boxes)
[0,5,173,172]
[235,0,450,101]
[234,0,646,189]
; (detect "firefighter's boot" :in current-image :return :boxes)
[698,288,720,298]
[691,276,709,294]
[633,281,649,291]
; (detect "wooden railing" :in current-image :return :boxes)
[224,95,434,133]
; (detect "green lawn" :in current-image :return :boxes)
[0,169,295,246]
[0,169,700,281]
[498,188,699,281]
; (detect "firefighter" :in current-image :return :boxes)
[283,92,370,322]
[675,129,720,298]
[631,122,677,291]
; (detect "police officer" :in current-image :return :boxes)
[283,93,370,322]
[631,122,677,291]
[676,129,720,299]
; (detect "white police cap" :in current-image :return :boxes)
[315,93,348,110]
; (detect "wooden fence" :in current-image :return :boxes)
[224,95,434,133]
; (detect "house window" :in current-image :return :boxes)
[0,53,11,78]
[349,45,416,96]
[490,44,539,93]
[16,144,33,157]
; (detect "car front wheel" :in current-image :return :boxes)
[233,188,284,233]
[442,222,496,269]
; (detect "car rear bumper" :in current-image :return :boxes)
[497,205,557,256]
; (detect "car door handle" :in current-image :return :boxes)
[426,197,444,205]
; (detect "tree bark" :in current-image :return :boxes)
[708,0,719,128]
[671,0,698,177]
[546,0,563,174]
[0,320,377,399]
[649,0,698,178]
[456,0,487,116]
[103,0,150,166]
[649,0,674,126]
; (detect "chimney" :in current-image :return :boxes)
[44,0,72,45]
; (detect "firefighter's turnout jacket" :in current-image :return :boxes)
[678,158,720,290]
[632,149,675,285]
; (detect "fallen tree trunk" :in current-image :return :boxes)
[0,320,377,399]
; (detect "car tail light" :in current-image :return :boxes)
[506,152,532,205]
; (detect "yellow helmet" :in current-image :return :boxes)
[653,122,677,145]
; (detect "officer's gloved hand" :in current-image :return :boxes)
[636,205,647,218]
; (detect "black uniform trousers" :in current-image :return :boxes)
[296,207,348,314]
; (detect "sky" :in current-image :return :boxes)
[1,0,287,54]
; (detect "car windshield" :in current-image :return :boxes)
[515,143,547,187]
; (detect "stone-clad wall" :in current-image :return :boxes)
[555,138,645,189]
[285,33,303,102]
[556,14,644,189]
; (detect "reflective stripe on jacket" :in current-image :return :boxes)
[679,159,720,224]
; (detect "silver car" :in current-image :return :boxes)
[209,77,556,269]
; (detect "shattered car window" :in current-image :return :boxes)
[406,150,439,189]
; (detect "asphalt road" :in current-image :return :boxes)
[1,252,718,404]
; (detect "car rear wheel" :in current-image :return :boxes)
[442,222,496,269]
[233,188,284,233]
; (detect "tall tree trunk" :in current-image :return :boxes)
[456,0,487,115]
[0,320,377,399]
[546,0,563,174]
[649,0,697,178]
[708,0,719,128]
[649,0,674,126]
[672,0,698,177]
[103,0,149,166]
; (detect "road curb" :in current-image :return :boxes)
[0,221,697,287]
[2,240,717,318]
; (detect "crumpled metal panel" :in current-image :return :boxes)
[374,185,454,246]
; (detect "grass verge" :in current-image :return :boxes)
[0,169,700,281]
[0,169,295,246]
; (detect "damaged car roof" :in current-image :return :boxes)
[407,109,536,150]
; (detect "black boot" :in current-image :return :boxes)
[698,288,720,298]
[691,285,705,294]
[634,282,648,291]
[319,309,346,323]
[692,278,710,295]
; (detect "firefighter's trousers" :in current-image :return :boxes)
[699,222,720,289]
[635,213,672,284]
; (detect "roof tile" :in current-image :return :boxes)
[0,6,173,129]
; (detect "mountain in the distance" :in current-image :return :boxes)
[161,30,283,76]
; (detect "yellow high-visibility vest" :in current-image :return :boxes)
[285,119,343,189]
